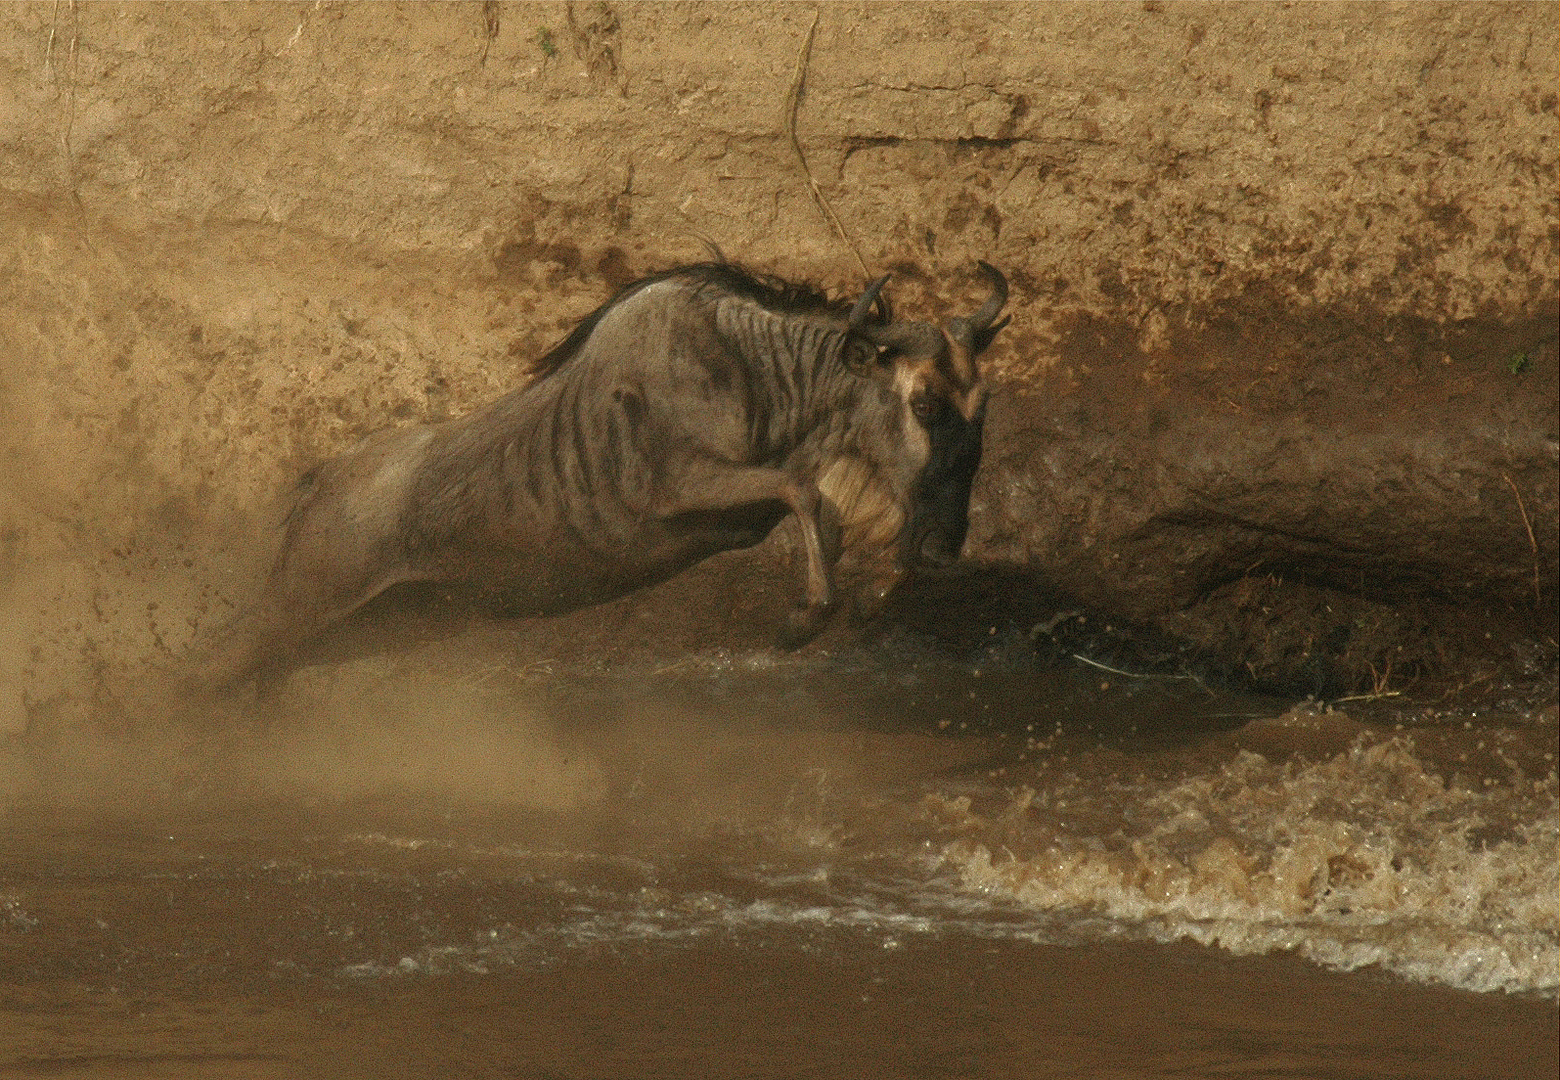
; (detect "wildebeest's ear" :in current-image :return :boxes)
[948,314,1011,356]
[842,335,896,378]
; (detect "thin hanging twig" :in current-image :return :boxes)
[783,10,868,280]
[1502,472,1542,607]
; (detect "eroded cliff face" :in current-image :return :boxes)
[1,2,1555,726]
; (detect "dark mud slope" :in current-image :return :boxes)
[967,305,1559,699]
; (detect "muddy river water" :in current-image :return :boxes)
[1,636,1555,1079]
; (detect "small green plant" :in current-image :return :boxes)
[1507,350,1531,374]
[535,27,556,58]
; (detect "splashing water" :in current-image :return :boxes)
[934,722,1558,995]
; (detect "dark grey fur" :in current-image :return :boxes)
[195,262,1008,689]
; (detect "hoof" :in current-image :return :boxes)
[849,567,908,624]
[778,604,832,650]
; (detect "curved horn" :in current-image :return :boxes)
[968,261,1008,332]
[873,286,893,326]
[848,274,891,333]
[949,262,1010,354]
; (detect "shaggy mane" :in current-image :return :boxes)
[524,263,864,380]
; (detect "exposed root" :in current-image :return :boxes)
[46,0,82,209]
[479,1,500,66]
[1501,472,1542,608]
[1070,652,1200,685]
[784,10,868,280]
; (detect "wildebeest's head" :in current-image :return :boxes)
[821,262,1009,569]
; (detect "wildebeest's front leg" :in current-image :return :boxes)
[657,463,838,645]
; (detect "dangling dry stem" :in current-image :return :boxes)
[783,10,868,280]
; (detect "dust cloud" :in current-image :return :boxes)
[0,629,986,846]
[4,669,584,814]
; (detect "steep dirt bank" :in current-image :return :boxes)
[972,306,1557,697]
[1,2,1555,728]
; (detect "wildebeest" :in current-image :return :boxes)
[193,260,1009,690]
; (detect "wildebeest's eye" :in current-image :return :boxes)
[875,344,900,364]
[910,395,942,424]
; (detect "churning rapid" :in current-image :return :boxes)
[931,710,1558,996]
[4,634,1554,1009]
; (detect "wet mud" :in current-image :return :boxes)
[973,307,1558,698]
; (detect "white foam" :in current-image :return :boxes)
[935,738,1560,995]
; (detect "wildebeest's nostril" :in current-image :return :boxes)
[917,530,961,568]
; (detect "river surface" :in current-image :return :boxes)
[1,636,1555,1078]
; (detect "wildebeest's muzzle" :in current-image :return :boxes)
[843,261,1005,573]
[900,398,985,569]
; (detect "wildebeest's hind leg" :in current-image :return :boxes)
[185,592,325,697]
[185,550,421,696]
[184,438,430,694]
[190,546,428,696]
[657,463,839,646]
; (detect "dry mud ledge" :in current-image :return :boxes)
[0,2,1556,728]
